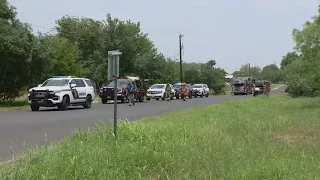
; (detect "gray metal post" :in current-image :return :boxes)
[113,72,117,138]
[108,50,122,138]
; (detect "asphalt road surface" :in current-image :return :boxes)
[0,87,284,161]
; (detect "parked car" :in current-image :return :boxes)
[28,76,95,111]
[192,84,210,97]
[146,84,174,101]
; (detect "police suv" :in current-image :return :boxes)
[28,76,95,111]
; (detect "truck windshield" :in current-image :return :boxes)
[193,85,202,88]
[41,79,69,86]
[255,82,264,87]
[108,80,128,87]
[150,84,165,89]
[233,83,244,86]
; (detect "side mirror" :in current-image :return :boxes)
[70,83,77,88]
[37,84,42,87]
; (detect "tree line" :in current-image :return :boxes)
[280,6,320,97]
[232,63,282,83]
[0,0,226,104]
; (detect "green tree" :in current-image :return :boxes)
[0,0,35,103]
[55,16,106,85]
[260,64,282,83]
[280,52,300,70]
[283,6,320,97]
[232,64,261,79]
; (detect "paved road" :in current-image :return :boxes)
[0,87,284,161]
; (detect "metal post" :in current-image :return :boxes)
[248,63,251,78]
[113,73,117,138]
[179,34,183,82]
[108,50,122,138]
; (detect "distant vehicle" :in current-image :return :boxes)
[192,84,210,97]
[231,77,253,95]
[146,84,174,101]
[253,80,264,96]
[99,76,146,104]
[28,76,95,111]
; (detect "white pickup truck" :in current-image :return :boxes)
[146,84,175,101]
[192,84,210,97]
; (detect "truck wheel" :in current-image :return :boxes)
[156,98,159,101]
[83,95,92,108]
[31,104,40,111]
[147,98,151,101]
[200,92,203,98]
[206,92,209,97]
[101,99,108,104]
[58,95,69,111]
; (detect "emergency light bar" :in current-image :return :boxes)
[51,76,76,78]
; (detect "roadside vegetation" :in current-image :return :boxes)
[279,7,320,97]
[1,94,319,179]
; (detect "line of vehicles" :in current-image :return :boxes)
[230,77,271,96]
[27,76,211,111]
[99,76,210,103]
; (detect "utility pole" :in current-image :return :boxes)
[248,63,251,78]
[179,33,184,82]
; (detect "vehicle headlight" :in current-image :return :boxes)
[54,90,61,93]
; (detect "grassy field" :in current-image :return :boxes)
[1,93,319,179]
[0,95,29,111]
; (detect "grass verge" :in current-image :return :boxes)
[1,94,320,179]
[271,84,283,90]
[0,100,29,111]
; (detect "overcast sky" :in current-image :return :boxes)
[8,0,320,73]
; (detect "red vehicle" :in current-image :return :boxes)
[99,76,146,104]
[173,82,192,99]
[231,77,253,95]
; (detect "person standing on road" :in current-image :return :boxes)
[127,81,136,106]
[165,83,172,101]
[180,83,188,101]
[263,80,270,97]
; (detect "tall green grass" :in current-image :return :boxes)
[1,94,319,179]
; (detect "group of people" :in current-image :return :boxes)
[164,82,188,101]
[126,81,190,106]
